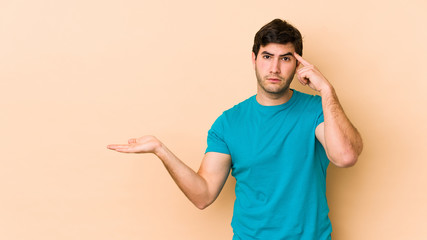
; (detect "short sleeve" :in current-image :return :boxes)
[315,111,324,127]
[314,95,324,127]
[313,95,329,166]
[205,114,230,155]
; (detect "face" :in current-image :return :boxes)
[252,43,298,96]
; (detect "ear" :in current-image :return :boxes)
[252,52,256,69]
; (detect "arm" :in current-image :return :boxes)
[107,135,231,209]
[294,53,363,167]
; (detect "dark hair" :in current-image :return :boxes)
[252,19,303,59]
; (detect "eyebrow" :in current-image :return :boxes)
[261,51,293,57]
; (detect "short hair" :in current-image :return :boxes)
[252,19,303,59]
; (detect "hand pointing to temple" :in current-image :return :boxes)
[293,52,332,94]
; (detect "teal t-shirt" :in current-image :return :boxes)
[206,90,332,239]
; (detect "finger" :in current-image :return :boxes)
[297,66,316,77]
[114,148,134,153]
[110,146,134,153]
[293,52,311,67]
[107,144,130,150]
[295,73,307,85]
[297,76,306,86]
[298,69,312,82]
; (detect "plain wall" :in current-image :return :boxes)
[1,0,426,239]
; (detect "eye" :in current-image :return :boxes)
[281,56,291,61]
[262,55,271,59]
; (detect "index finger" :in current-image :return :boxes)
[293,52,311,66]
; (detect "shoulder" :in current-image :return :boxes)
[222,95,255,117]
[293,90,322,110]
[294,89,321,102]
[209,95,255,128]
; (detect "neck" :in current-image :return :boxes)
[256,88,293,106]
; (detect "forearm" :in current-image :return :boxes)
[320,85,363,167]
[154,143,211,209]
[293,52,363,166]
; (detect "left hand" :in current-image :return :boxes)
[293,52,331,93]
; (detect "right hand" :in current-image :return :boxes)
[107,135,162,154]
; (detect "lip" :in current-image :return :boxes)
[267,78,281,82]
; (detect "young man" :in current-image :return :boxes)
[108,19,363,239]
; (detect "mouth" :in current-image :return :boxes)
[267,78,281,83]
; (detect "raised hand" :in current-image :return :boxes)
[107,134,233,209]
[107,135,161,154]
[293,52,331,93]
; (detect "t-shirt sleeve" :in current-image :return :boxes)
[315,95,324,127]
[313,95,330,166]
[315,111,324,128]
[205,114,230,155]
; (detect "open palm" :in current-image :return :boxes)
[107,135,161,154]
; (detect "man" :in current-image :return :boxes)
[107,19,363,239]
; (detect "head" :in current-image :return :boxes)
[252,19,303,60]
[252,19,303,96]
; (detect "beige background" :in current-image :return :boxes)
[1,0,426,239]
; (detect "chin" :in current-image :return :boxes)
[266,85,290,94]
[257,80,291,95]
[266,88,289,95]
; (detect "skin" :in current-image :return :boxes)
[107,42,363,209]
[252,42,297,106]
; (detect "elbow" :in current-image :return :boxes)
[336,155,358,168]
[194,201,211,210]
[330,141,363,168]
[196,204,208,210]
[330,150,360,168]
[192,194,213,210]
[191,178,217,210]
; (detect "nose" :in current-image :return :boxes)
[270,59,280,74]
